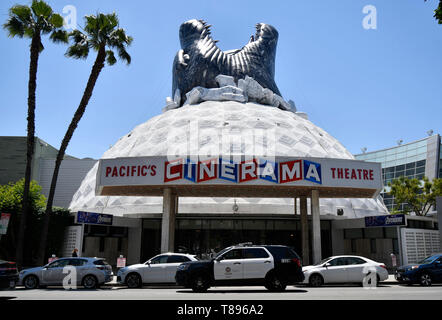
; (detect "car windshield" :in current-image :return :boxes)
[214,247,233,259]
[418,255,438,264]
[314,257,331,266]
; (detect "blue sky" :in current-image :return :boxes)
[0,0,441,159]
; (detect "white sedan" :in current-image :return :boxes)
[117,253,198,288]
[302,255,389,287]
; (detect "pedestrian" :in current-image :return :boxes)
[72,248,78,257]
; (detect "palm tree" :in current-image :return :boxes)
[3,0,68,268]
[36,12,133,265]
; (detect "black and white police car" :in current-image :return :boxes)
[175,243,305,292]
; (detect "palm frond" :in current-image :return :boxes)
[72,12,133,65]
[50,29,68,44]
[69,29,88,44]
[84,14,98,36]
[65,41,89,59]
[49,13,64,29]
[3,16,25,38]
[23,26,35,38]
[117,45,131,65]
[109,28,133,46]
[31,0,53,19]
[10,5,33,25]
[106,50,117,66]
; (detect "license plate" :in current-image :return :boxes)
[9,280,15,288]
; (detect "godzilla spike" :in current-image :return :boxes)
[172,20,282,101]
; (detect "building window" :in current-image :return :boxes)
[344,229,363,239]
[370,239,377,254]
[99,237,105,252]
[392,239,399,254]
[351,239,357,253]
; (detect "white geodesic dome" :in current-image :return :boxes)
[69,101,388,218]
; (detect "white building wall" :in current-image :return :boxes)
[38,158,97,208]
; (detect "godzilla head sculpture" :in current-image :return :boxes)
[172,19,281,106]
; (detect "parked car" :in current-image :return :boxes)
[175,243,305,292]
[395,253,442,286]
[0,260,19,289]
[117,253,199,288]
[302,255,388,287]
[18,257,113,289]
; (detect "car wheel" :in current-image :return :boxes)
[308,274,324,287]
[191,274,209,293]
[23,275,39,290]
[265,273,287,292]
[126,273,142,289]
[82,275,98,289]
[419,273,432,286]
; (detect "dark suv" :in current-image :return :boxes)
[175,243,305,292]
[395,253,442,286]
[0,260,19,289]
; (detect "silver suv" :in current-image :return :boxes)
[19,257,113,289]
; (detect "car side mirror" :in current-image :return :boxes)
[324,263,331,268]
[216,256,224,262]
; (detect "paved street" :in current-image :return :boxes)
[2,282,442,300]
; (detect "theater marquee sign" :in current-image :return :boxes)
[95,156,382,198]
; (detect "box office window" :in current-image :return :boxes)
[384,227,398,239]
[344,229,363,239]
[351,239,357,253]
[109,226,127,237]
[210,220,233,230]
[88,225,108,236]
[274,220,297,231]
[364,227,383,239]
[392,239,399,254]
[143,219,161,229]
[242,220,266,230]
[99,237,105,252]
[370,239,377,254]
[177,219,202,230]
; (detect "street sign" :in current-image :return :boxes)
[365,214,406,228]
[117,256,126,268]
[0,213,11,235]
[76,211,113,225]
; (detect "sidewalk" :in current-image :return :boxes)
[384,274,399,284]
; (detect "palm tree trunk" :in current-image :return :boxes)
[36,46,107,265]
[16,31,41,269]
